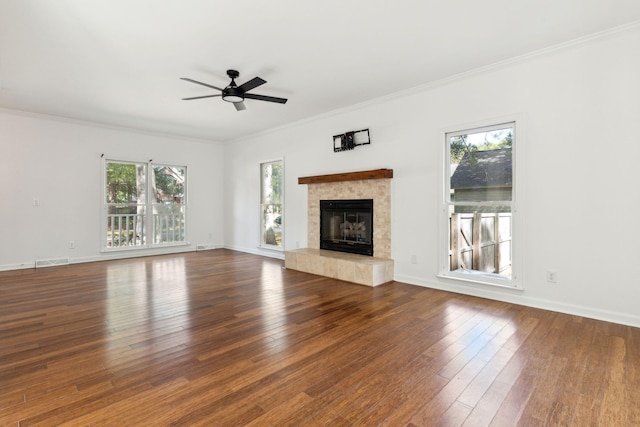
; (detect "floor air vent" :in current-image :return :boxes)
[35,257,70,268]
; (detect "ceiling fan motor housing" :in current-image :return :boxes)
[223,87,244,103]
[181,68,287,108]
[223,70,244,102]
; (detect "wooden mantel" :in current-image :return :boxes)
[298,168,393,185]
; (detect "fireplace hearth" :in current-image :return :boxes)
[320,199,373,256]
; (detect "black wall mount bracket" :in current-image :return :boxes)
[333,128,370,152]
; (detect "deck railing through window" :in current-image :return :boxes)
[107,213,185,248]
[153,213,185,244]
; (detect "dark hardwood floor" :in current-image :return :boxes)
[0,249,638,426]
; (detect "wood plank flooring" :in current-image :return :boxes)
[0,249,638,426]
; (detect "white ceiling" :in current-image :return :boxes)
[2,1,640,142]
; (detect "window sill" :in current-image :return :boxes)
[437,270,522,290]
[258,245,284,252]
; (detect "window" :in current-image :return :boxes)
[442,122,516,287]
[260,160,283,248]
[104,160,186,250]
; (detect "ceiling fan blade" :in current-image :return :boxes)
[244,93,288,104]
[182,94,222,100]
[180,78,224,91]
[234,101,246,111]
[238,77,266,93]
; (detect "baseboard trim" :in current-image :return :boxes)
[394,273,640,328]
[0,262,36,271]
[0,244,225,272]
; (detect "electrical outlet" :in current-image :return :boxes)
[546,270,557,283]
[411,254,417,264]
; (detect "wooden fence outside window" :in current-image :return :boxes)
[450,212,512,276]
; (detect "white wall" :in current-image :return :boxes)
[0,111,225,269]
[1,27,637,327]
[224,26,640,327]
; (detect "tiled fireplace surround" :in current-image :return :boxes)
[284,169,394,286]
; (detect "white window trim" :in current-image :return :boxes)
[259,157,284,251]
[101,157,188,252]
[438,118,523,290]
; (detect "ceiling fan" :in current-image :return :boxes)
[180,69,288,111]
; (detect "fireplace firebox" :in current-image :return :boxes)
[320,199,373,256]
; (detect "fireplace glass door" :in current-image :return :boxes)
[320,199,373,256]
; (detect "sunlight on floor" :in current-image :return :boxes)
[104,257,190,367]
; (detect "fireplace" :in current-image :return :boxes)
[320,199,373,256]
[285,169,393,286]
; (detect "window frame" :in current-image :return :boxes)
[102,158,188,252]
[259,158,284,251]
[438,120,521,289]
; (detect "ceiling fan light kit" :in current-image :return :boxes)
[181,69,287,111]
[222,94,244,103]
